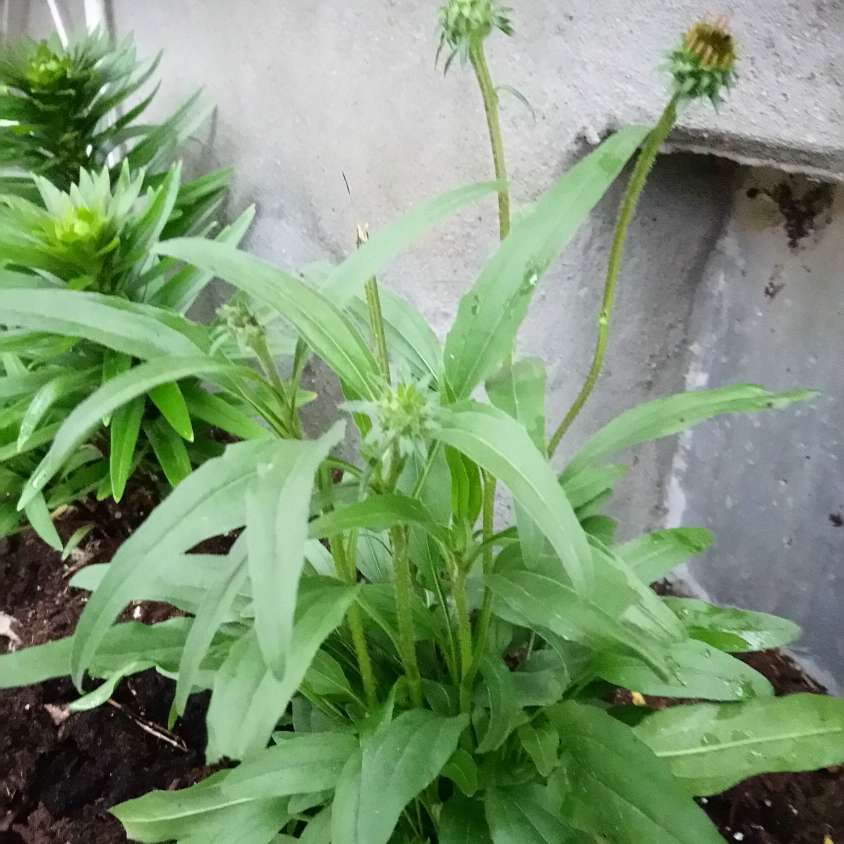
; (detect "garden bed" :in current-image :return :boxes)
[1,504,841,844]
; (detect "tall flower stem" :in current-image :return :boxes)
[391,524,424,707]
[470,41,509,240]
[330,533,377,707]
[548,95,679,457]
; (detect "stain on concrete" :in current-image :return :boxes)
[747,179,835,249]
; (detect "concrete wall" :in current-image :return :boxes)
[11,1,844,684]
[672,174,844,691]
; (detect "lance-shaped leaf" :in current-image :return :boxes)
[549,701,724,844]
[70,438,277,687]
[634,694,844,796]
[443,126,648,400]
[19,356,245,509]
[157,239,380,399]
[436,402,591,592]
[562,385,816,485]
[247,422,345,678]
[331,710,469,844]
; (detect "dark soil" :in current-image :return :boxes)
[1,517,843,843]
[0,491,216,844]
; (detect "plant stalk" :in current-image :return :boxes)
[365,277,391,384]
[454,568,475,713]
[330,534,377,707]
[470,42,509,240]
[461,469,497,704]
[548,95,679,457]
[391,524,424,707]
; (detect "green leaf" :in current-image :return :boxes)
[157,239,380,399]
[549,700,724,844]
[445,446,483,526]
[152,205,255,312]
[16,368,98,452]
[476,655,525,753]
[633,694,844,796]
[148,381,194,441]
[300,807,332,844]
[518,720,560,777]
[0,288,205,359]
[616,528,714,584]
[222,732,359,800]
[144,417,193,488]
[322,181,499,308]
[248,422,345,678]
[207,581,359,761]
[663,597,802,653]
[181,384,269,441]
[331,710,469,844]
[443,126,648,399]
[109,395,145,503]
[0,619,192,691]
[595,637,773,701]
[0,635,72,688]
[441,749,479,797]
[309,493,449,545]
[61,523,94,562]
[484,785,574,844]
[70,438,277,687]
[302,650,359,702]
[347,288,442,383]
[23,490,62,551]
[173,537,249,719]
[485,358,546,452]
[111,771,289,844]
[357,583,447,646]
[560,463,627,511]
[486,569,669,672]
[19,356,244,509]
[70,553,235,617]
[436,402,591,591]
[440,796,492,844]
[562,385,816,484]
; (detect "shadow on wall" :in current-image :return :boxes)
[668,168,844,694]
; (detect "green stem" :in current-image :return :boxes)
[365,276,391,383]
[454,569,474,713]
[331,535,377,707]
[470,42,509,241]
[391,524,423,707]
[547,95,679,457]
[461,470,497,704]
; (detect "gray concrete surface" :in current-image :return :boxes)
[669,174,844,691]
[10,1,844,686]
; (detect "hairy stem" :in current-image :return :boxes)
[470,42,509,240]
[454,568,475,713]
[331,534,377,707]
[365,276,391,384]
[461,470,497,705]
[548,96,679,456]
[391,524,423,707]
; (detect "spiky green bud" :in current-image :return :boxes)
[214,294,265,356]
[344,376,442,463]
[437,0,513,72]
[669,17,737,105]
[25,42,71,88]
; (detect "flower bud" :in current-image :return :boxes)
[669,17,737,105]
[437,0,513,71]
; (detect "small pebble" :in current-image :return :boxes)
[733,834,744,842]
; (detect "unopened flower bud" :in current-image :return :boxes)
[669,17,737,105]
[437,0,513,71]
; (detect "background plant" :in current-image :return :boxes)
[1,13,842,844]
[0,30,261,547]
